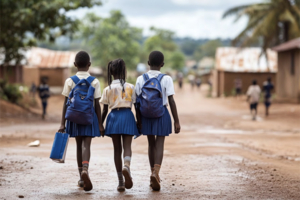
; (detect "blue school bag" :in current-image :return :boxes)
[137,73,165,118]
[50,132,69,163]
[65,75,96,125]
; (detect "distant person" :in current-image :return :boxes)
[38,78,50,119]
[195,77,202,89]
[58,51,104,191]
[178,72,183,89]
[246,80,261,120]
[30,82,36,98]
[234,78,242,98]
[263,77,274,116]
[188,74,195,90]
[100,58,139,192]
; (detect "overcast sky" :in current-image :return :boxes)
[67,0,262,39]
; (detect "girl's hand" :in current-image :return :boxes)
[174,122,181,134]
[99,125,105,137]
[58,124,65,133]
[137,121,142,131]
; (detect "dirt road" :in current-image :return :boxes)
[0,85,299,199]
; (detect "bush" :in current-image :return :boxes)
[0,79,23,104]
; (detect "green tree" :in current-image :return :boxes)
[193,39,223,61]
[144,27,185,70]
[0,0,102,64]
[223,0,300,52]
[80,11,142,70]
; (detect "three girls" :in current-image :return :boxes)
[58,51,180,192]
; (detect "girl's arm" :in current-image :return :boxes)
[101,104,109,124]
[95,98,105,137]
[134,103,142,131]
[58,97,68,133]
[168,95,181,134]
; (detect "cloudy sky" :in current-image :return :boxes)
[67,0,262,39]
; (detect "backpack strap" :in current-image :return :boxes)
[157,74,165,82]
[143,73,149,81]
[86,76,96,85]
[70,75,80,84]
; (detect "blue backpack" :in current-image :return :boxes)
[137,73,165,118]
[65,75,96,125]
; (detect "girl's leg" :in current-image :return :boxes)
[81,136,93,191]
[122,135,132,158]
[154,136,165,165]
[147,135,156,187]
[112,135,123,172]
[112,134,124,191]
[122,135,133,189]
[75,137,84,187]
[151,136,165,191]
[82,137,92,163]
[147,135,156,168]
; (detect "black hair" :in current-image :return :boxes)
[267,77,272,82]
[107,58,126,92]
[149,51,164,66]
[252,79,257,85]
[75,51,90,68]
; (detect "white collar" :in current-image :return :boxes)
[148,70,161,74]
[76,71,90,76]
[112,79,121,84]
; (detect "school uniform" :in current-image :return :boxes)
[100,80,139,136]
[62,71,101,138]
[135,70,174,136]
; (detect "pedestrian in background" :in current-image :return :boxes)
[263,77,274,116]
[195,77,202,90]
[234,77,242,98]
[246,80,261,121]
[38,78,50,119]
[178,72,183,89]
[30,82,36,98]
[188,74,195,90]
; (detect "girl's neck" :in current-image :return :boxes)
[113,75,121,80]
[77,66,89,72]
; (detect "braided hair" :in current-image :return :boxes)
[107,58,126,92]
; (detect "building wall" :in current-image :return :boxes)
[276,50,300,103]
[39,68,70,86]
[213,71,276,97]
[23,67,40,86]
[0,65,23,83]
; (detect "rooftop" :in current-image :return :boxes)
[215,47,277,73]
[272,37,300,52]
[0,47,76,68]
[26,47,76,68]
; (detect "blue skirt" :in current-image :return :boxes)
[105,108,139,136]
[66,110,100,138]
[141,107,172,136]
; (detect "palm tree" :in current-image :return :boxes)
[223,0,300,54]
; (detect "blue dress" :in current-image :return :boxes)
[66,110,100,138]
[140,107,172,137]
[105,108,139,137]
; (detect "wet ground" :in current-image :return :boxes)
[0,84,300,199]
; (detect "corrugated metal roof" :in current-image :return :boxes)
[215,47,277,73]
[26,47,76,68]
[272,37,300,52]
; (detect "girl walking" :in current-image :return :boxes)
[135,51,181,191]
[100,58,139,192]
[58,51,105,191]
